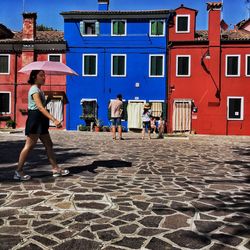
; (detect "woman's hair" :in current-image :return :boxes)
[28,70,43,85]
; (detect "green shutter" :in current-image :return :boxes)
[156,56,163,75]
[151,21,157,35]
[95,21,100,35]
[118,57,125,75]
[119,21,125,35]
[113,56,119,75]
[80,21,85,36]
[157,21,163,35]
[151,56,157,75]
[113,21,118,34]
[162,102,167,120]
[90,56,96,75]
[122,101,128,120]
[84,56,90,74]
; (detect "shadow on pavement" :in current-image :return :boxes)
[69,159,132,174]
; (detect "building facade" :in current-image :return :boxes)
[0,13,67,129]
[167,3,250,135]
[61,0,173,130]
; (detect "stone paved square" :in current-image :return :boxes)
[0,131,250,250]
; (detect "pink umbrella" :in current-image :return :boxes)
[18,61,78,76]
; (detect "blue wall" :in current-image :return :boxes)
[64,17,170,130]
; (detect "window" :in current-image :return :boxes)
[150,20,165,36]
[112,20,126,36]
[149,55,164,77]
[0,54,10,74]
[246,55,250,76]
[227,97,244,120]
[176,55,191,77]
[48,54,62,62]
[111,54,126,77]
[83,54,97,76]
[176,15,190,33]
[80,20,99,36]
[80,99,97,120]
[226,55,240,76]
[0,92,11,114]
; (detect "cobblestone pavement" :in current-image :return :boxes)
[0,130,250,250]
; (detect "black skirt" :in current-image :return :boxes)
[25,110,49,136]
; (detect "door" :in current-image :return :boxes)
[47,99,63,126]
[172,100,192,133]
[127,101,144,129]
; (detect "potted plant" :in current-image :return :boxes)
[6,119,16,129]
[94,118,103,132]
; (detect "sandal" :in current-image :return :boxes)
[13,171,31,181]
[52,169,70,177]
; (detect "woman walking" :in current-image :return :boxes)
[14,70,69,181]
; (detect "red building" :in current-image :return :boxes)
[0,13,67,129]
[167,2,250,135]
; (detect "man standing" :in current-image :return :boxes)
[109,94,123,140]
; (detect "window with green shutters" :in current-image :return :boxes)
[150,55,164,77]
[0,55,9,74]
[83,55,97,76]
[112,55,126,77]
[112,20,126,36]
[150,20,165,36]
[80,20,99,36]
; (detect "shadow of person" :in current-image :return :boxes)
[69,159,132,174]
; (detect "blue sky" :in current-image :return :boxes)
[0,0,248,31]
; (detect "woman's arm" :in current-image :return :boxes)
[32,93,62,128]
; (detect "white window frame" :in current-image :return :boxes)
[176,15,190,33]
[149,19,165,37]
[0,91,11,114]
[227,96,244,120]
[225,55,240,77]
[0,54,10,75]
[111,54,127,77]
[111,20,127,36]
[245,54,250,77]
[82,54,98,77]
[48,54,62,62]
[80,20,99,37]
[149,54,165,78]
[176,55,191,77]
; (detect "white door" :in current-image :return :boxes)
[127,102,144,129]
[47,100,63,126]
[172,100,192,133]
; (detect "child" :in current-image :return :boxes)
[157,116,164,139]
[150,117,156,134]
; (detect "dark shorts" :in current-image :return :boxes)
[111,117,121,127]
[25,110,49,136]
[142,121,151,131]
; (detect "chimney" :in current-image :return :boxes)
[22,12,37,40]
[207,2,223,46]
[98,0,109,11]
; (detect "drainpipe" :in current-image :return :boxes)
[13,45,18,126]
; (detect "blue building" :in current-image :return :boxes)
[61,0,173,130]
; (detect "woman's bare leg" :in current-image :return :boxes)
[39,133,59,171]
[17,134,39,172]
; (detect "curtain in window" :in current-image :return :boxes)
[0,56,8,73]
[127,102,143,129]
[151,102,163,117]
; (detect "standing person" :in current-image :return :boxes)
[14,70,69,181]
[109,94,123,140]
[141,103,152,140]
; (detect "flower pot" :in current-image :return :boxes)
[95,126,101,132]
